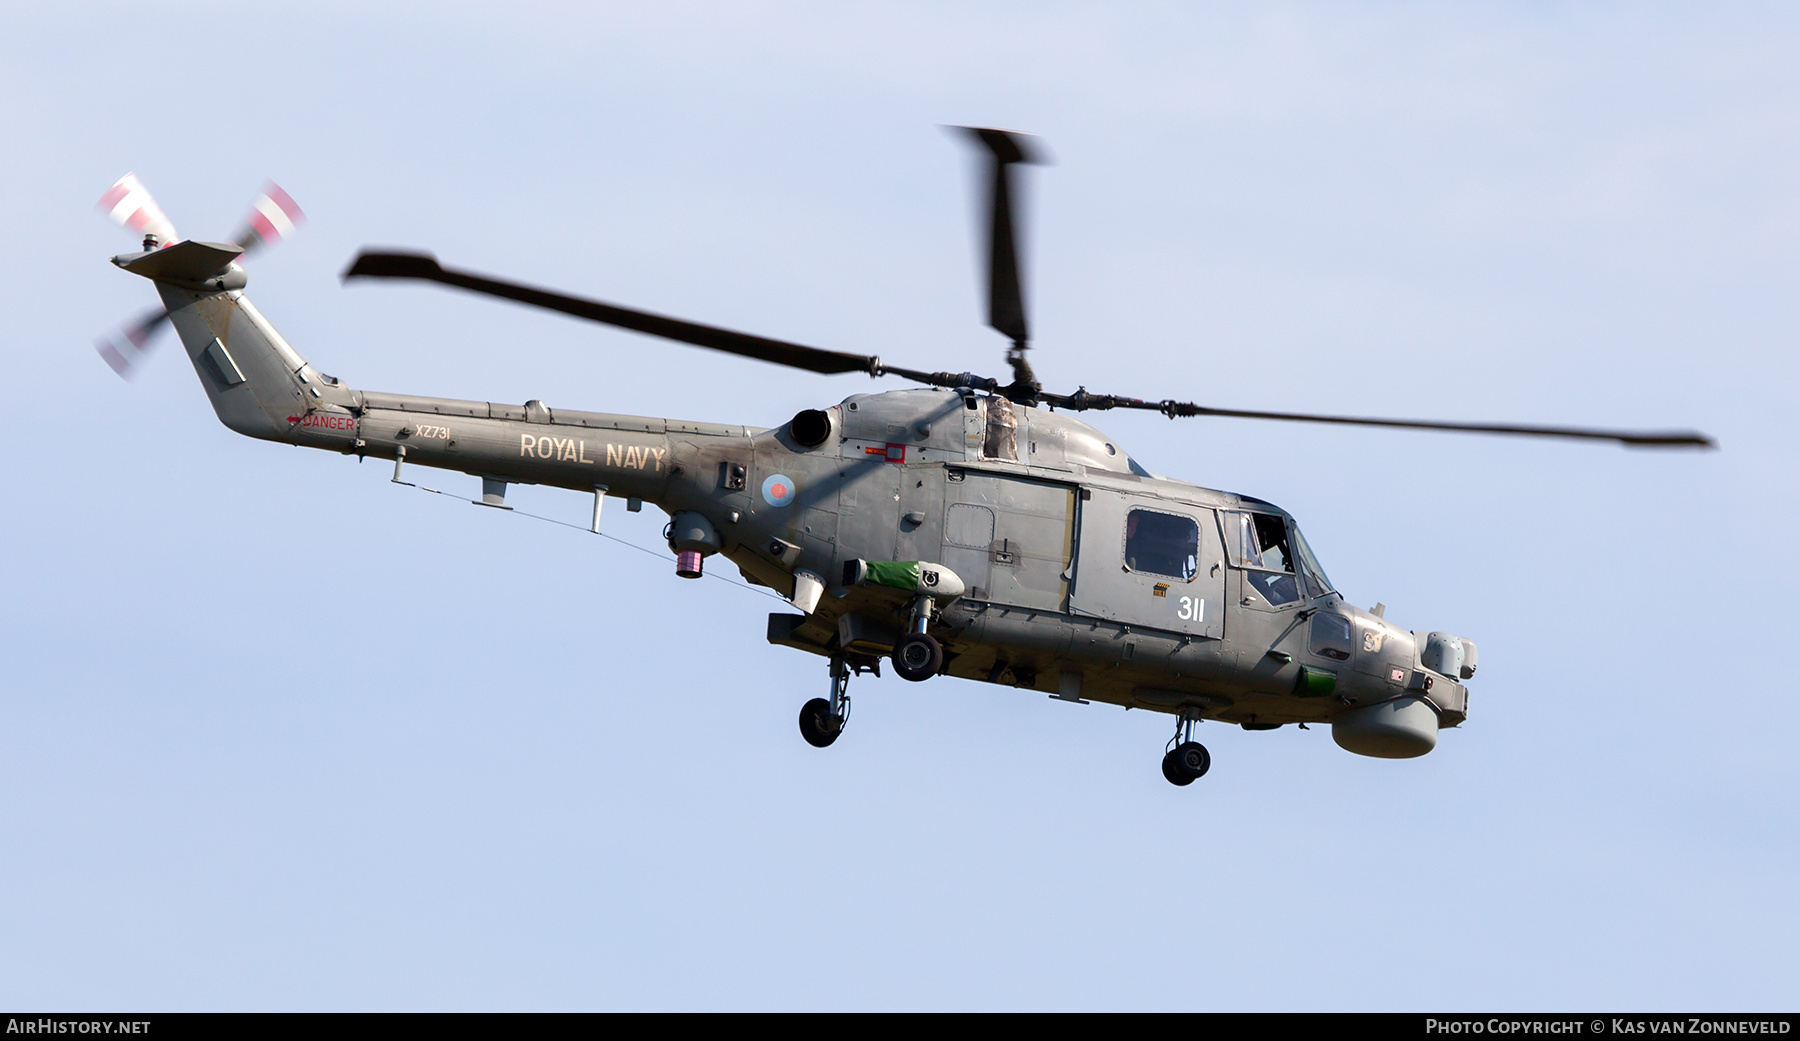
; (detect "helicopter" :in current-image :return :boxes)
[96,129,1713,786]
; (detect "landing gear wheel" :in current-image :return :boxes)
[892,633,944,682]
[1161,741,1211,785]
[799,697,841,748]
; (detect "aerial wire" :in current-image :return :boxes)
[392,479,789,603]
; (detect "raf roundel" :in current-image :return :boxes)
[761,473,796,508]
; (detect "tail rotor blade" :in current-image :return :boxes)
[233,182,305,256]
[96,173,178,247]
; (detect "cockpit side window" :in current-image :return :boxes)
[1225,511,1295,572]
[1224,510,1301,606]
[1309,612,1353,661]
[1251,513,1290,571]
[1124,509,1198,580]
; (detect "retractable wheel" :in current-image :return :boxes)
[1161,750,1196,786]
[892,633,944,682]
[799,697,841,748]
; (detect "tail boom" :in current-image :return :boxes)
[115,244,753,508]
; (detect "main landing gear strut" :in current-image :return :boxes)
[892,594,944,683]
[1161,708,1211,786]
[799,656,853,748]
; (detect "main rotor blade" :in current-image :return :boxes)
[342,251,883,377]
[955,127,1044,400]
[1042,389,1716,448]
[959,127,1039,346]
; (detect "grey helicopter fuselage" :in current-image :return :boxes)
[123,239,1475,761]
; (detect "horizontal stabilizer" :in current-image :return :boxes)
[113,240,244,286]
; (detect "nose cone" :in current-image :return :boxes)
[1332,696,1439,759]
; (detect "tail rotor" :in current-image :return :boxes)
[93,304,174,378]
[92,176,304,379]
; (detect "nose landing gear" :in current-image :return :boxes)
[1161,708,1211,786]
[799,656,854,748]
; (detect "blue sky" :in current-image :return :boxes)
[0,3,1793,1010]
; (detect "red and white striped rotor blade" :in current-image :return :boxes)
[93,306,171,379]
[96,173,178,246]
[234,182,305,255]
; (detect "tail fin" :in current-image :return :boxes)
[114,240,319,441]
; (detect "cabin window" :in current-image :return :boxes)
[1125,509,1198,580]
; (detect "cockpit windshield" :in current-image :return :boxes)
[1291,524,1335,599]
